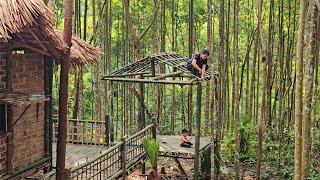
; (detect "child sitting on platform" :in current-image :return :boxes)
[180,129,193,148]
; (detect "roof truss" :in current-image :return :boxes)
[102,52,212,85]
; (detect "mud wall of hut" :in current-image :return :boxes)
[0,52,46,177]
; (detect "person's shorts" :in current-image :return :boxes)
[180,141,193,148]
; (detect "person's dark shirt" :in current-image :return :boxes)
[191,54,207,68]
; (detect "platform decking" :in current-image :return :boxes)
[157,135,212,159]
[52,143,110,168]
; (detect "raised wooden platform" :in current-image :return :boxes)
[157,135,212,159]
[51,142,110,168]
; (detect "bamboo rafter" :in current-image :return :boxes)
[103,52,213,84]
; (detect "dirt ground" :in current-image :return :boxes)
[127,157,194,180]
[127,157,258,180]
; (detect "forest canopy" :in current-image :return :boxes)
[49,0,319,179]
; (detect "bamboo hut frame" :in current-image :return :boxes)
[102,52,212,179]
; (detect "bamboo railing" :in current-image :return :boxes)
[52,118,108,145]
[67,123,156,180]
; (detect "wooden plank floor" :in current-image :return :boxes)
[52,142,109,168]
[157,135,211,157]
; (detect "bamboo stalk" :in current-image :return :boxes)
[103,77,198,85]
[152,71,184,80]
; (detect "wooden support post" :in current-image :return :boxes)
[151,57,156,77]
[105,115,110,145]
[110,82,115,143]
[194,83,202,180]
[44,56,53,172]
[120,137,127,179]
[152,118,157,139]
[142,162,146,175]
[139,75,145,129]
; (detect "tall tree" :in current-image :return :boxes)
[301,2,317,179]
[207,0,214,177]
[56,0,73,179]
[215,0,225,177]
[294,0,309,178]
[205,0,213,136]
[123,0,159,60]
[256,0,268,178]
[123,0,159,129]
[233,0,241,177]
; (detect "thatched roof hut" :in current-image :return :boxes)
[0,0,100,65]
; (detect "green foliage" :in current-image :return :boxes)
[239,116,257,160]
[143,139,160,169]
[50,0,320,178]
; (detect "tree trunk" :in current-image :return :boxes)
[294,0,308,178]
[256,0,267,178]
[233,0,240,177]
[215,0,225,177]
[301,3,317,179]
[123,0,159,129]
[56,0,73,179]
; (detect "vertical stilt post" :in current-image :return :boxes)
[194,82,202,180]
[151,57,156,77]
[142,163,146,175]
[44,56,53,172]
[152,117,157,139]
[105,115,109,145]
[120,137,126,178]
[110,82,115,143]
[139,75,145,129]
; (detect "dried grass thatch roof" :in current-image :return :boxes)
[55,30,100,67]
[0,0,99,66]
[0,0,66,57]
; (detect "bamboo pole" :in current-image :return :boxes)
[120,137,126,179]
[151,57,156,76]
[139,75,146,129]
[152,71,184,80]
[193,83,202,180]
[103,72,149,78]
[103,77,197,85]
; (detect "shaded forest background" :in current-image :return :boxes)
[48,0,319,178]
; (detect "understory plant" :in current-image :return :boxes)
[143,139,160,180]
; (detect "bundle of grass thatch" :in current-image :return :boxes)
[0,0,100,66]
[55,30,100,67]
[0,0,66,57]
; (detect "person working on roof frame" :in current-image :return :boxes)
[186,49,210,80]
